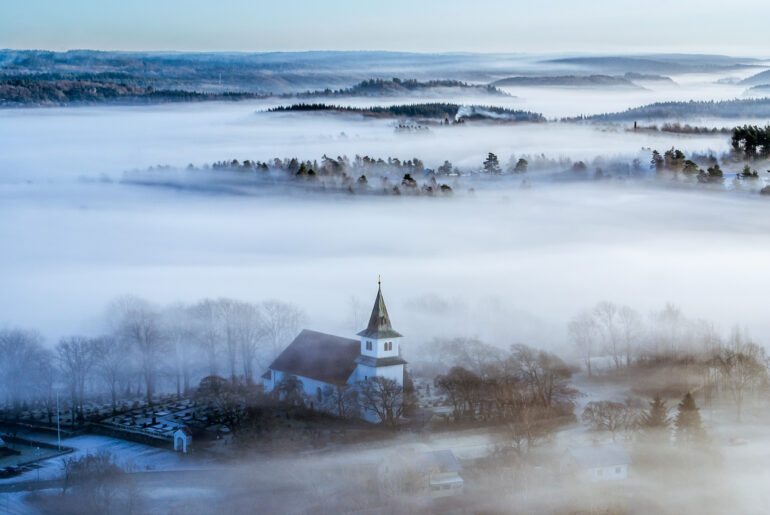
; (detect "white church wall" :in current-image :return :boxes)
[293,374,338,409]
[263,369,283,393]
[353,364,404,385]
[360,336,402,359]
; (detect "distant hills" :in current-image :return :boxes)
[740,69,770,86]
[492,74,642,88]
[543,55,760,74]
[747,84,770,94]
[0,50,524,94]
[1,50,761,96]
[578,97,770,121]
[0,74,511,107]
[298,78,510,98]
[0,77,264,106]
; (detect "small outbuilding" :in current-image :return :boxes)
[378,448,464,499]
[561,443,631,482]
[418,450,464,498]
[173,426,193,453]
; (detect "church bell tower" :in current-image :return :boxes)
[354,277,406,384]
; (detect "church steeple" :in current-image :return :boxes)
[357,278,402,339]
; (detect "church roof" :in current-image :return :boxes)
[355,355,407,367]
[357,283,403,339]
[268,329,360,386]
[418,450,462,474]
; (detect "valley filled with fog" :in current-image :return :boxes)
[3,50,770,514]
[2,59,770,344]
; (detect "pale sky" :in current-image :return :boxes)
[1,0,769,55]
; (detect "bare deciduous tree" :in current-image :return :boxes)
[162,303,195,398]
[217,299,264,384]
[510,344,575,409]
[358,377,404,428]
[0,328,46,415]
[581,400,638,440]
[34,348,57,424]
[593,301,622,370]
[261,300,308,359]
[190,299,221,377]
[434,366,483,421]
[322,384,360,418]
[94,335,125,414]
[347,295,364,333]
[568,310,598,376]
[232,302,265,384]
[507,405,557,457]
[57,336,98,425]
[109,295,165,406]
[710,328,767,422]
[618,305,643,367]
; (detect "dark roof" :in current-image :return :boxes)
[418,450,462,474]
[357,283,403,339]
[268,329,360,386]
[355,355,408,367]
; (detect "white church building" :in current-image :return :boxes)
[262,280,407,420]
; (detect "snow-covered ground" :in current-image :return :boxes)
[0,492,37,515]
[0,432,215,485]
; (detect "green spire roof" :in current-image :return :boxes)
[357,281,402,339]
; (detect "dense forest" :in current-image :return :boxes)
[0,77,266,106]
[125,125,770,197]
[268,103,545,122]
[731,125,770,159]
[297,77,510,97]
[492,74,642,88]
[739,69,770,86]
[0,76,516,106]
[580,98,770,121]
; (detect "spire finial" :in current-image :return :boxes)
[378,274,381,287]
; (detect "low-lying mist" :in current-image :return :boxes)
[2,177,769,350]
[1,98,768,348]
[0,103,737,182]
[4,52,770,515]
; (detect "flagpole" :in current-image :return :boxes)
[56,390,61,451]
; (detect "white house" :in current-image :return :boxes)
[378,448,464,499]
[262,280,407,421]
[173,426,193,453]
[560,443,631,482]
[418,450,464,498]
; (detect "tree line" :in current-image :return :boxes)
[731,125,770,160]
[268,102,544,123]
[295,77,510,98]
[569,301,769,422]
[0,295,307,424]
[582,391,709,446]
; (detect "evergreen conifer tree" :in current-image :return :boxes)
[674,392,707,445]
[640,394,670,439]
